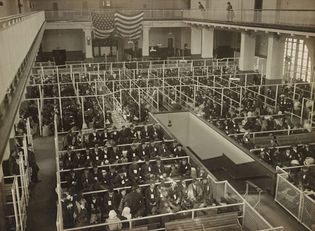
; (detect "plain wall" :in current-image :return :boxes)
[155,112,254,164]
[214,30,240,50]
[41,29,84,52]
[187,113,253,164]
[255,33,268,57]
[148,27,190,49]
[0,11,45,103]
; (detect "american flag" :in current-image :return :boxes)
[115,12,144,40]
[92,11,144,40]
[92,12,115,39]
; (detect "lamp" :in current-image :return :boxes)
[86,36,91,46]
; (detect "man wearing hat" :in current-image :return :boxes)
[173,144,185,157]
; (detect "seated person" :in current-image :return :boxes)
[128,160,142,184]
[103,188,120,219]
[81,168,93,192]
[144,181,160,215]
[178,158,191,177]
[141,156,155,181]
[153,157,167,178]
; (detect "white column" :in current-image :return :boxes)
[239,31,256,71]
[83,28,93,59]
[266,34,285,82]
[191,26,202,56]
[142,27,150,57]
[201,27,214,58]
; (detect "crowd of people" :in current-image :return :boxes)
[60,174,220,229]
[59,122,228,229]
[287,165,315,198]
[252,144,315,168]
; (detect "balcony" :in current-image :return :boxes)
[184,9,315,33]
[44,9,315,33]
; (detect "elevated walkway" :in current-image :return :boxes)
[44,9,315,36]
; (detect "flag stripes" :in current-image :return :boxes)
[92,11,144,40]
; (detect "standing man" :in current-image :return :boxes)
[227,2,234,21]
[28,147,40,183]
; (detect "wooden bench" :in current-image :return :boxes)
[165,212,242,231]
[123,226,148,231]
[251,132,315,148]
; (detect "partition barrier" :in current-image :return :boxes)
[53,111,283,231]
[275,165,315,231]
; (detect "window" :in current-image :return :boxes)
[283,38,312,82]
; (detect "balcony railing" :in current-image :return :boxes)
[183,9,315,30]
[44,9,315,31]
[44,9,184,22]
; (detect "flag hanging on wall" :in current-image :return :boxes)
[92,12,115,39]
[114,12,144,40]
[92,11,144,40]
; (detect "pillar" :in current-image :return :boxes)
[191,26,202,57]
[239,31,256,71]
[83,28,93,59]
[142,27,150,57]
[266,34,285,83]
[201,27,214,58]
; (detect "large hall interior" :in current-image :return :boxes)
[0,0,314,231]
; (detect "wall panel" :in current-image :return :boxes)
[0,12,45,103]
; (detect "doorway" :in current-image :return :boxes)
[254,0,263,22]
[52,49,66,65]
[168,37,174,57]
[52,2,58,18]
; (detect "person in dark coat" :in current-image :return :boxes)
[9,151,20,175]
[124,185,145,217]
[178,158,191,177]
[144,181,160,215]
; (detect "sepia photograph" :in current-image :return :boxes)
[0,0,314,230]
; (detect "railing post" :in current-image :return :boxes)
[274,85,279,109]
[11,184,19,231]
[220,88,224,116]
